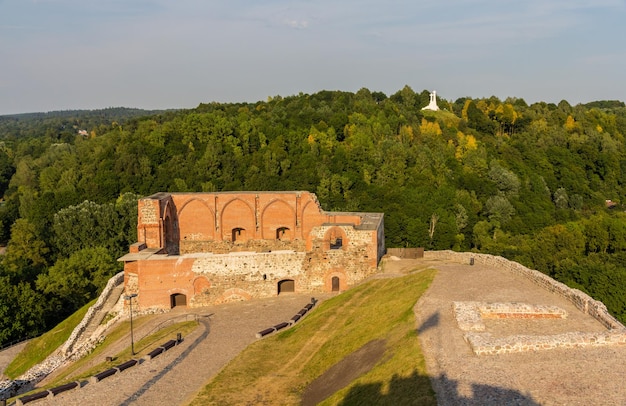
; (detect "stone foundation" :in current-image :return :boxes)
[453,302,568,332]
[426,250,626,355]
[465,331,626,355]
[425,251,626,331]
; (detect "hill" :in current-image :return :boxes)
[0,87,626,347]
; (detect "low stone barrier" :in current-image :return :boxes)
[465,331,626,355]
[61,271,125,356]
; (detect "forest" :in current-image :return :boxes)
[1,88,625,346]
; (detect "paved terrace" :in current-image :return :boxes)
[413,257,626,405]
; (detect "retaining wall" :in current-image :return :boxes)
[61,271,125,355]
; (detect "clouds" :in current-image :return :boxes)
[0,0,624,114]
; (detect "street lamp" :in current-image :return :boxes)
[124,293,138,355]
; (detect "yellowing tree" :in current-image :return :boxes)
[419,118,442,137]
[398,125,414,144]
[455,131,478,160]
[564,115,580,132]
[462,99,472,120]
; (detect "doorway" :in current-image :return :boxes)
[170,293,187,308]
[278,279,295,294]
[331,276,340,292]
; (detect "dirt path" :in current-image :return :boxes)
[414,259,626,405]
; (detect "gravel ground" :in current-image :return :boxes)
[413,259,626,406]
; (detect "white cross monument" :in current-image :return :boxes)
[422,90,440,111]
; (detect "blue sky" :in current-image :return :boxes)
[1,0,625,114]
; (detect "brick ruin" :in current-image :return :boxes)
[119,191,385,310]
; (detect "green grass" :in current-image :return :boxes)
[422,109,462,127]
[4,299,96,379]
[190,268,437,405]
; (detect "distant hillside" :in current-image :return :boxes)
[0,107,175,141]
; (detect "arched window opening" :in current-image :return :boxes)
[170,293,187,308]
[330,236,343,250]
[331,276,340,292]
[278,279,295,294]
[276,227,290,240]
[232,227,245,242]
[326,228,346,250]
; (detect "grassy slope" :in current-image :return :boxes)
[4,299,96,379]
[190,268,437,405]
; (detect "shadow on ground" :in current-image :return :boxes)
[337,371,541,406]
[309,310,540,405]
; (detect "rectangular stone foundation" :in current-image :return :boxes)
[465,331,626,355]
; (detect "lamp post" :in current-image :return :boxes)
[124,293,138,355]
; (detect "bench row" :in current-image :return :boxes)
[256,298,318,339]
[16,337,182,405]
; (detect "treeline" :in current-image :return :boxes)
[1,87,626,345]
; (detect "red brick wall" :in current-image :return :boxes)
[124,191,384,309]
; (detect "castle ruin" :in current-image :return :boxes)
[119,191,385,310]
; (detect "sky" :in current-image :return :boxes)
[1,0,625,115]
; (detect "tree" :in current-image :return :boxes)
[488,162,520,196]
[485,195,515,224]
[553,187,569,210]
[531,223,585,275]
[36,247,120,311]
[52,196,138,259]
[3,218,49,280]
[0,276,47,345]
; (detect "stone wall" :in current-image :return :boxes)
[61,271,125,356]
[386,247,424,259]
[121,191,385,310]
[464,331,626,355]
[192,251,308,304]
